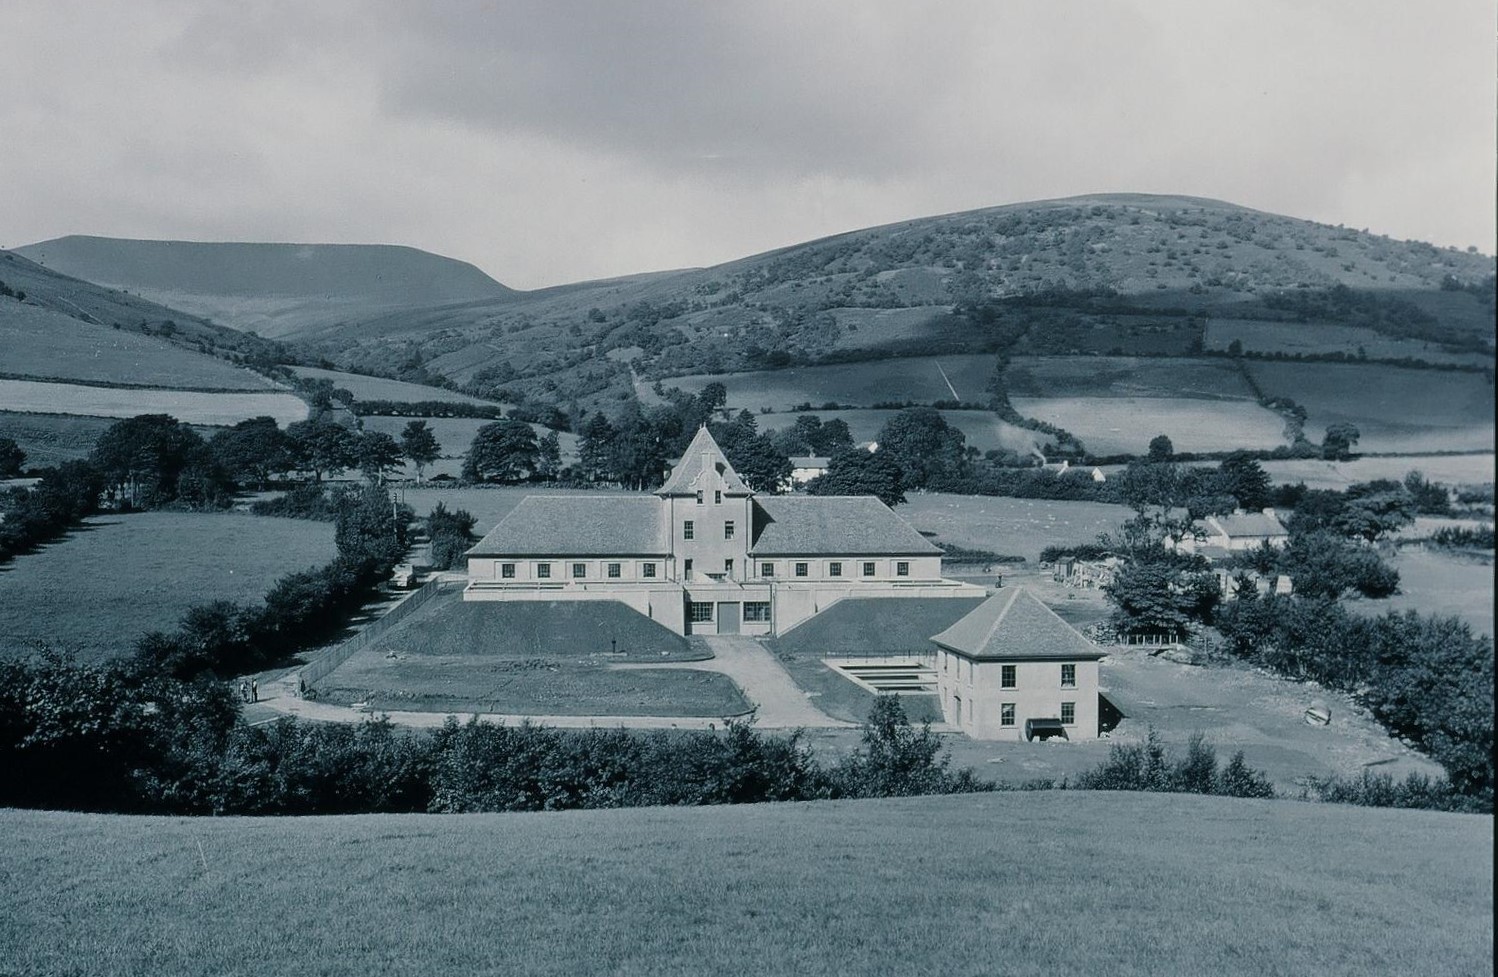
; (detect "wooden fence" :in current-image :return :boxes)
[300,577,456,689]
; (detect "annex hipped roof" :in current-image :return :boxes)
[467,496,669,556]
[749,496,941,556]
[1205,510,1288,539]
[657,426,752,497]
[930,587,1104,661]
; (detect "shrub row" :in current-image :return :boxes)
[0,461,103,563]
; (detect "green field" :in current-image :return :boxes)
[0,302,278,389]
[291,366,500,404]
[1205,317,1494,366]
[2,793,1489,977]
[1010,395,1287,455]
[1004,355,1257,400]
[359,416,582,479]
[1259,454,1496,489]
[1246,361,1496,453]
[0,378,307,427]
[897,494,1133,562]
[666,354,1000,409]
[0,411,123,468]
[761,408,1041,454]
[0,513,336,661]
[318,595,748,718]
[1350,548,1494,638]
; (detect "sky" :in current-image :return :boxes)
[1,0,1493,290]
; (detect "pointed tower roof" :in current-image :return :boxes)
[657,426,753,497]
[930,587,1105,661]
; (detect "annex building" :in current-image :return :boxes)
[465,427,984,635]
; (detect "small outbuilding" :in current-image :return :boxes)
[930,587,1106,740]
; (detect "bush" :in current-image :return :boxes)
[249,483,337,520]
[1074,728,1275,798]
[1302,770,1480,813]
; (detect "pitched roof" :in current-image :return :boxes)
[467,496,669,556]
[929,587,1105,661]
[788,456,831,468]
[1205,511,1288,538]
[749,496,941,556]
[657,426,752,497]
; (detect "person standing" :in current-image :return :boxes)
[239,680,249,703]
[251,678,259,703]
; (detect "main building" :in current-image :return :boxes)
[465,427,983,635]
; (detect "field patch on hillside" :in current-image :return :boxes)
[0,513,336,661]
[0,411,121,468]
[1246,361,1496,453]
[0,303,278,389]
[761,408,1040,454]
[290,366,499,404]
[1004,355,1257,400]
[1348,549,1494,638]
[1260,454,1496,489]
[1205,317,1493,366]
[1009,395,1286,455]
[666,354,998,409]
[0,379,307,426]
[359,416,581,480]
[317,595,747,718]
[3,793,1490,977]
[897,494,1132,562]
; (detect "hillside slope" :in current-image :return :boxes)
[16,236,516,337]
[271,194,1496,409]
[2,792,1490,977]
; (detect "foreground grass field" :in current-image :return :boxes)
[2,792,1489,977]
[0,513,336,660]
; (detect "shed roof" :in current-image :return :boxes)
[750,496,941,556]
[788,456,831,468]
[467,496,669,556]
[930,587,1105,661]
[657,426,752,497]
[1205,511,1288,538]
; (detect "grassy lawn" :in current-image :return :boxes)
[0,513,336,661]
[1348,548,1494,638]
[317,595,749,717]
[1245,361,1495,453]
[897,494,1133,562]
[0,378,307,427]
[1010,395,1287,455]
[2,793,1490,977]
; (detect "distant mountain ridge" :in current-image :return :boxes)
[16,237,515,337]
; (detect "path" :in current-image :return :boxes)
[620,636,854,728]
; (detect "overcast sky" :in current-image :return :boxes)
[1,0,1493,289]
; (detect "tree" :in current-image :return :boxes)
[1216,452,1272,511]
[874,408,967,491]
[807,448,905,507]
[0,437,25,477]
[210,417,292,490]
[1322,422,1361,461]
[576,413,616,481]
[1147,434,1174,463]
[91,414,226,508]
[1117,460,1182,513]
[1104,559,1219,636]
[427,502,478,570]
[1332,481,1415,543]
[536,430,562,480]
[697,382,728,417]
[400,421,441,482]
[463,419,539,483]
[355,432,404,483]
[286,419,359,482]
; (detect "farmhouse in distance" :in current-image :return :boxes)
[465,426,985,635]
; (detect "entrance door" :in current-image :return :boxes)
[716,602,740,635]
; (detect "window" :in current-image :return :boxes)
[689,602,713,623]
[571,563,586,579]
[744,601,771,623]
[683,520,695,540]
[896,561,910,577]
[862,561,876,577]
[1061,702,1075,725]
[642,562,657,579]
[536,563,552,579]
[715,490,722,504]
[1001,703,1016,727]
[607,563,621,579]
[795,562,809,577]
[1001,664,1016,689]
[724,558,734,576]
[500,563,515,579]
[760,562,774,577]
[724,521,735,540]
[829,561,842,577]
[1061,663,1076,688]
[696,490,703,504]
[683,558,693,580]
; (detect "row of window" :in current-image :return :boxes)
[688,601,772,623]
[941,658,1077,689]
[764,560,910,578]
[694,490,723,505]
[501,562,659,580]
[996,702,1076,726]
[681,520,733,541]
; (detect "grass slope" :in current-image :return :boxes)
[2,792,1490,977]
[0,378,307,427]
[0,513,336,661]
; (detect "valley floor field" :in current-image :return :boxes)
[0,513,336,661]
[897,494,1133,562]
[289,365,502,404]
[1259,452,1496,489]
[666,354,999,409]
[0,411,122,468]
[0,378,307,426]
[1009,395,1286,455]
[3,793,1489,977]
[759,407,1041,454]
[359,416,581,479]
[1349,548,1494,638]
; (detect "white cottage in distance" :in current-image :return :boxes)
[466,427,984,635]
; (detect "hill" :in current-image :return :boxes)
[2,792,1490,976]
[255,194,1495,413]
[16,236,517,337]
